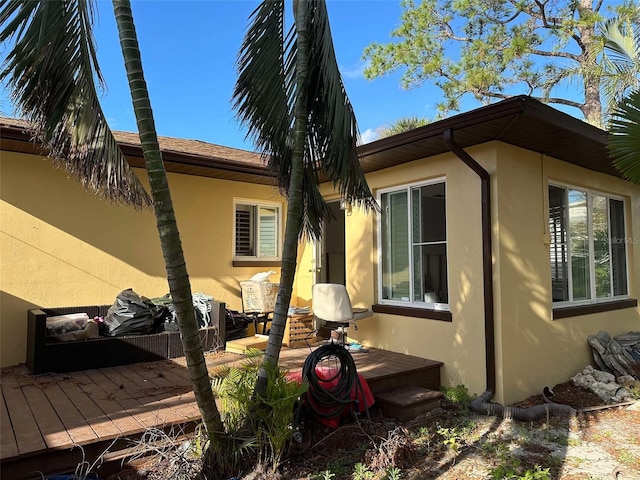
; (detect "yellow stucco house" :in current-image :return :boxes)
[2,95,639,405]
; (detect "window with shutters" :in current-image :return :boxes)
[548,184,629,305]
[378,179,448,310]
[234,200,281,260]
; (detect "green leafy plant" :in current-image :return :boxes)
[617,450,639,466]
[489,458,551,480]
[352,462,374,479]
[411,426,433,453]
[211,348,308,473]
[437,426,462,452]
[383,466,402,480]
[313,470,336,480]
[441,384,475,409]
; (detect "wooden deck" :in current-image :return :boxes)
[0,345,442,479]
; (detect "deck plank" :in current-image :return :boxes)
[20,383,73,450]
[41,381,99,446]
[68,371,145,436]
[86,368,161,430]
[56,374,122,440]
[114,365,200,420]
[1,376,47,455]
[97,367,186,428]
[1,345,442,479]
[0,385,19,459]
[146,368,197,411]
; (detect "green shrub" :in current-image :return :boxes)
[210,348,308,473]
[441,384,475,408]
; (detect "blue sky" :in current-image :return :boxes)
[90,0,436,150]
[1,0,621,151]
[1,0,445,151]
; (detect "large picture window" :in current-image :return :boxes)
[549,185,628,304]
[379,180,448,309]
[234,201,281,260]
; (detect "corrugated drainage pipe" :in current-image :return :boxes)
[444,128,576,421]
[470,391,576,420]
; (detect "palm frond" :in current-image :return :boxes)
[297,0,376,237]
[600,18,639,68]
[609,90,640,184]
[0,0,151,208]
[233,0,291,163]
[598,18,640,122]
[234,0,375,241]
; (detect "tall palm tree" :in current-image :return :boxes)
[0,0,224,444]
[233,0,376,397]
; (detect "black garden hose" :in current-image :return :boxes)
[301,343,368,420]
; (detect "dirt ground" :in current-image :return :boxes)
[108,381,640,480]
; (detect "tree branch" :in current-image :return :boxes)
[533,96,583,108]
[594,0,604,14]
[483,2,523,25]
[530,49,580,61]
[466,87,584,110]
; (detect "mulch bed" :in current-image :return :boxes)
[511,381,605,410]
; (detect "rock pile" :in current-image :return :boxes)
[572,365,638,403]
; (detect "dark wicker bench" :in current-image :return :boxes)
[27,302,226,375]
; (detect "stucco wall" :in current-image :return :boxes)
[495,143,640,404]
[310,146,494,399]
[301,140,640,405]
[0,151,285,367]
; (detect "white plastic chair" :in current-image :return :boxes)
[312,283,372,345]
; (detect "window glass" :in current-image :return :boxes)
[380,181,448,308]
[235,205,254,256]
[592,194,611,298]
[549,185,628,304]
[381,191,409,301]
[610,199,628,296]
[548,186,568,302]
[568,189,590,301]
[259,206,278,257]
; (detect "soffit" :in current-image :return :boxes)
[358,96,618,179]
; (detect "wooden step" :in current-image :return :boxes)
[362,355,442,395]
[375,386,444,422]
[225,334,269,354]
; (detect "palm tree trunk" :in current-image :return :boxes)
[111,0,224,442]
[255,0,308,397]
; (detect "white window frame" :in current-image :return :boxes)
[233,199,282,261]
[549,182,630,307]
[376,178,449,311]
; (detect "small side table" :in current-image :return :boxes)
[283,313,318,347]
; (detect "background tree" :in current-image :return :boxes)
[377,115,431,138]
[363,0,640,127]
[233,0,376,397]
[0,0,224,445]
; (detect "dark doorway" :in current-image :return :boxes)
[317,201,345,285]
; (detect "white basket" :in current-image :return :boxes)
[240,281,279,313]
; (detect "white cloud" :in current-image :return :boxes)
[360,128,379,144]
[340,61,366,80]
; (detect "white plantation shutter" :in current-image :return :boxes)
[235,206,254,256]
